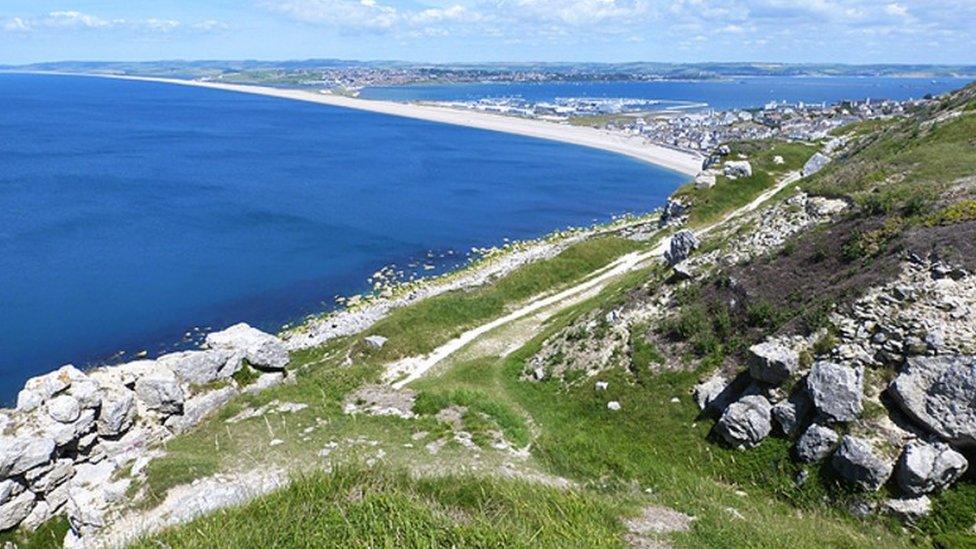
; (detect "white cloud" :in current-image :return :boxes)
[47,10,113,29]
[145,18,182,32]
[1,10,229,35]
[193,20,230,31]
[2,17,31,32]
[884,3,908,17]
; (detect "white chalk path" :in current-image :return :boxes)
[10,71,703,177]
[390,171,801,389]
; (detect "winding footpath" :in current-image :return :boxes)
[390,171,802,388]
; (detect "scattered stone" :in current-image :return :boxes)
[343,385,416,419]
[269,439,284,447]
[0,436,55,477]
[595,381,608,391]
[364,335,388,350]
[888,355,976,447]
[773,155,785,165]
[715,395,772,449]
[205,323,290,371]
[831,435,894,491]
[665,230,700,266]
[801,152,831,178]
[607,401,622,411]
[896,440,968,496]
[748,341,799,385]
[623,505,694,547]
[795,424,838,462]
[134,367,185,415]
[884,495,932,522]
[806,361,863,423]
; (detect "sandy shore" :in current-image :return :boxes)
[53,73,703,176]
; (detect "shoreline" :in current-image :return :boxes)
[9,71,703,177]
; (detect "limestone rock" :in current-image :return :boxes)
[206,323,290,371]
[157,349,240,386]
[884,496,932,522]
[46,395,82,424]
[724,160,753,178]
[0,436,55,477]
[0,491,35,531]
[97,388,136,437]
[665,230,700,266]
[364,335,388,350]
[0,479,24,506]
[693,373,733,412]
[896,440,968,496]
[694,172,716,190]
[801,152,831,178]
[748,341,799,385]
[771,391,811,437]
[888,355,976,447]
[26,459,74,494]
[806,361,863,423]
[16,365,83,412]
[134,367,185,415]
[832,435,894,491]
[658,199,688,228]
[715,395,772,448]
[38,409,95,447]
[795,424,838,462]
[165,387,238,435]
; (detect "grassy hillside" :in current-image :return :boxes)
[14,83,976,549]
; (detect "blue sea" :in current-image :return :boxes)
[0,73,687,404]
[360,76,972,111]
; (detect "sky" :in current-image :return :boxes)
[2,1,975,65]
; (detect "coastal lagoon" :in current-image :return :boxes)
[361,76,971,111]
[0,73,686,403]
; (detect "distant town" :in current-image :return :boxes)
[423,94,928,155]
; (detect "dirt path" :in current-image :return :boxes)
[390,171,801,388]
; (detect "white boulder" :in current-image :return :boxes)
[206,323,289,371]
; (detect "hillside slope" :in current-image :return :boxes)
[3,83,976,548]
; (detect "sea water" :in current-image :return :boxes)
[0,74,686,403]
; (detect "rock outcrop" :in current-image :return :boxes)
[0,323,290,536]
[723,160,753,178]
[205,323,290,371]
[665,231,700,266]
[801,152,831,178]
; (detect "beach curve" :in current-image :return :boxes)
[31,72,704,177]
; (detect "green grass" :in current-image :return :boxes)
[413,381,531,448]
[676,141,819,226]
[0,517,69,549]
[363,236,641,360]
[133,465,635,548]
